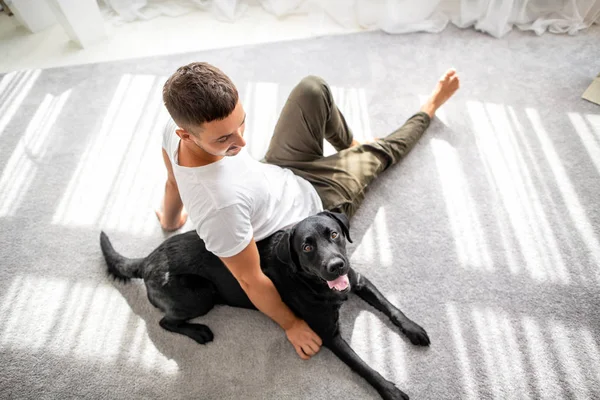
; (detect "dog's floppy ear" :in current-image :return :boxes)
[274,229,297,272]
[320,211,352,243]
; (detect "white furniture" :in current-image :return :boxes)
[6,0,56,33]
[45,0,106,48]
[7,0,106,48]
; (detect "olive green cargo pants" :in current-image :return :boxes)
[263,76,431,218]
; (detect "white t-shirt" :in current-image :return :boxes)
[162,118,323,257]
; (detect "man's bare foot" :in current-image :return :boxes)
[420,68,460,118]
[155,209,188,232]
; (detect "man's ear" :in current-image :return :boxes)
[175,128,190,140]
[274,229,297,271]
[176,127,202,142]
[320,211,352,243]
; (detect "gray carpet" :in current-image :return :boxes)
[1,24,600,400]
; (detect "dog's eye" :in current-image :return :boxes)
[303,244,313,252]
[331,231,338,239]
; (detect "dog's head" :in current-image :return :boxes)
[275,211,353,293]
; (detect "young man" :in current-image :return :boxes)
[157,62,459,360]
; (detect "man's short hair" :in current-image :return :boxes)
[162,62,238,133]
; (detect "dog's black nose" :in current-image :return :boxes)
[326,259,345,275]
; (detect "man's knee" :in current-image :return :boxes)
[292,75,331,108]
[298,75,327,92]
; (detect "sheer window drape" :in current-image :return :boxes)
[100,0,600,38]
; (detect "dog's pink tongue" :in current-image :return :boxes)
[327,274,349,291]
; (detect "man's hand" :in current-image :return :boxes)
[220,239,323,360]
[285,318,322,360]
[155,208,187,232]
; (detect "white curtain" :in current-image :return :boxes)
[100,0,600,38]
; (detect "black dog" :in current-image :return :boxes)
[100,211,430,400]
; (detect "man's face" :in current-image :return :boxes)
[179,101,247,158]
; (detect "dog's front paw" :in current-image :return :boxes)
[188,324,214,344]
[378,382,409,400]
[401,320,430,346]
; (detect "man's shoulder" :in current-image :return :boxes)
[183,178,251,216]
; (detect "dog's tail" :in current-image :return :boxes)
[100,231,144,282]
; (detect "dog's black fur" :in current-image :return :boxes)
[100,211,430,400]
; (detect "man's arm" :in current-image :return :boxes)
[220,239,322,360]
[156,148,188,231]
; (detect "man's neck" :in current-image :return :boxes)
[178,140,224,167]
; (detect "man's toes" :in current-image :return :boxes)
[450,76,460,89]
[442,68,456,81]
